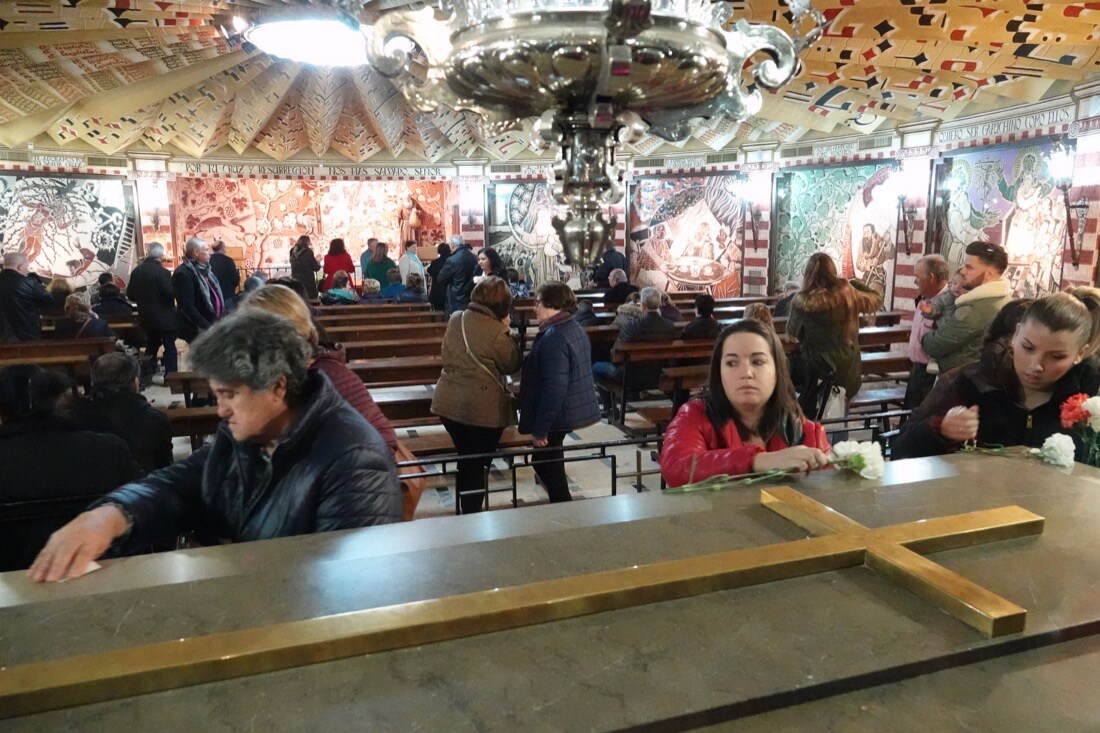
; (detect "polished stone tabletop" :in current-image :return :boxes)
[2,453,1099,731]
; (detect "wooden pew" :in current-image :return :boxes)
[313,302,431,315]
[314,311,446,328]
[165,387,440,446]
[42,317,142,343]
[346,356,443,388]
[402,427,532,457]
[0,337,115,361]
[342,337,444,360]
[324,321,447,344]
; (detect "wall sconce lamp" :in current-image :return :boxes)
[1049,136,1081,266]
[896,194,917,257]
[733,174,762,250]
[1069,198,1090,269]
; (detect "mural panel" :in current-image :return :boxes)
[171,177,320,273]
[486,182,571,287]
[937,144,1066,298]
[318,180,453,261]
[772,164,897,306]
[0,174,136,287]
[170,178,456,271]
[628,176,745,297]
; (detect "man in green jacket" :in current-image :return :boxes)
[921,241,1013,373]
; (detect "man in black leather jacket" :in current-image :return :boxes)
[29,310,402,582]
[0,252,53,341]
[433,235,478,315]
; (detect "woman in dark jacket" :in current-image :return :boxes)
[427,241,451,310]
[0,364,136,571]
[53,294,116,340]
[893,290,1100,461]
[787,252,882,414]
[660,319,830,488]
[289,235,321,300]
[519,282,601,502]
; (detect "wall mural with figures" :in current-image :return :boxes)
[936,143,1066,298]
[485,182,572,287]
[772,164,898,306]
[0,175,136,287]
[170,178,455,273]
[628,176,745,297]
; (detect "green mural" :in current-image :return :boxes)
[770,164,888,293]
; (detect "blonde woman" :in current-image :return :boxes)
[53,294,115,339]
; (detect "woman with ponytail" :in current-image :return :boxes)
[894,288,1100,461]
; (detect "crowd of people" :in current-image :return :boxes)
[3,232,1099,583]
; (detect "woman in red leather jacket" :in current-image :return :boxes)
[660,319,831,487]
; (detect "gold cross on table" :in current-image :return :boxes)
[0,487,1044,718]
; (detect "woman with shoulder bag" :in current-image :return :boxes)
[431,276,522,513]
[519,282,601,503]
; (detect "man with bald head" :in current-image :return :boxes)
[0,252,53,341]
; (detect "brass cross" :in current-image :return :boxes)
[0,487,1043,718]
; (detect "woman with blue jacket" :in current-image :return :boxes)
[519,282,601,503]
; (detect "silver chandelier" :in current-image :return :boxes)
[367,0,823,267]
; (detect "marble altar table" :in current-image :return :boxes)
[2,453,1099,730]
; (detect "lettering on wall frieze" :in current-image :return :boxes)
[934,107,1074,146]
[896,146,940,160]
[169,162,447,178]
[812,141,859,158]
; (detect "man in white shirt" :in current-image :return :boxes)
[905,254,949,408]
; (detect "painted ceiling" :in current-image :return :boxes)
[0,1,1096,163]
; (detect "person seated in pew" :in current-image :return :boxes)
[379,268,408,301]
[604,268,639,307]
[396,273,429,304]
[45,276,75,315]
[28,310,402,582]
[892,290,1100,461]
[239,284,398,453]
[431,277,522,514]
[93,283,134,319]
[359,278,385,304]
[681,294,722,340]
[659,291,684,322]
[593,287,680,418]
[611,291,642,327]
[742,302,773,326]
[659,319,830,488]
[519,282,601,504]
[772,280,800,318]
[53,294,116,340]
[61,353,172,475]
[574,299,599,328]
[506,267,530,299]
[0,364,137,571]
[87,272,114,307]
[319,270,359,306]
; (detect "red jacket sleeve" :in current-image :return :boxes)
[659,401,765,487]
[802,420,830,453]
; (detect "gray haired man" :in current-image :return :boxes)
[30,310,402,582]
[126,241,179,374]
[592,286,681,418]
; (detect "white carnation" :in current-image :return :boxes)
[830,441,885,480]
[1032,433,1076,468]
[1083,397,1100,432]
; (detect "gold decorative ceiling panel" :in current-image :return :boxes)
[0,0,1096,161]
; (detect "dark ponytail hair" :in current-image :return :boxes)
[701,319,805,446]
[1021,288,1100,358]
[0,364,70,423]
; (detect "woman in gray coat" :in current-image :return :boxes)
[431,277,522,513]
